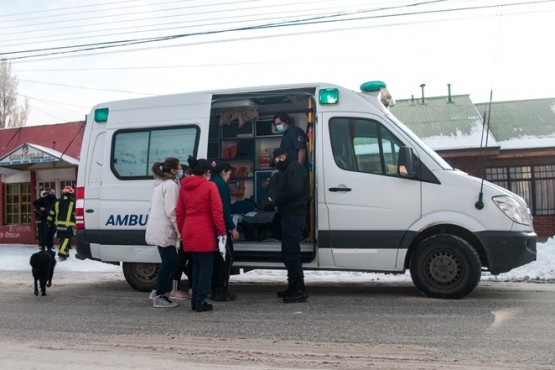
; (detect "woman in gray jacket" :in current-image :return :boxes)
[145,157,183,308]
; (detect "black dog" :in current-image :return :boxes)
[30,250,56,296]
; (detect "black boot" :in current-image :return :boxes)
[277,280,293,298]
[212,288,237,301]
[195,300,213,312]
[191,292,197,311]
[283,290,309,303]
[282,279,308,303]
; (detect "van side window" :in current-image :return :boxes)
[330,117,404,176]
[111,126,198,179]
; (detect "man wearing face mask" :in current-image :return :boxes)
[273,112,308,168]
[267,147,309,303]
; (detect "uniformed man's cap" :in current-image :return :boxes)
[271,147,287,159]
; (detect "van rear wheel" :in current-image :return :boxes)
[122,262,159,292]
[410,234,481,299]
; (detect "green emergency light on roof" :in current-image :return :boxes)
[319,88,339,105]
[94,108,109,122]
[360,80,386,92]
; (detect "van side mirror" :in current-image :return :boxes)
[398,146,416,178]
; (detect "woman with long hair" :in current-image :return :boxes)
[145,157,183,308]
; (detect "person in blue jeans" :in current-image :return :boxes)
[145,157,183,308]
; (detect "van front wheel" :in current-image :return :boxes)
[410,235,481,299]
[122,262,159,292]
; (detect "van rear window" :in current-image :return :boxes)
[111,126,199,179]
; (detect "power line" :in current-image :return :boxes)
[0,0,140,18]
[26,104,70,123]
[0,1,491,59]
[0,0,358,49]
[0,0,300,35]
[19,79,154,95]
[22,94,91,110]
[15,60,295,72]
[0,0,363,48]
[3,0,553,62]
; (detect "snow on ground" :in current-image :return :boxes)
[1,238,553,283]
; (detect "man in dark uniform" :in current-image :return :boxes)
[33,190,53,251]
[268,147,309,303]
[45,189,58,250]
[47,186,75,261]
[273,112,308,167]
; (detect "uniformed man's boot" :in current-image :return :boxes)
[277,280,293,298]
[282,279,308,303]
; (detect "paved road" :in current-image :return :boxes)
[1,270,554,369]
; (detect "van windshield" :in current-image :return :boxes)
[385,113,452,170]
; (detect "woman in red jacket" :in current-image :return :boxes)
[176,156,226,312]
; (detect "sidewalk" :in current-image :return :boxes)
[0,244,119,273]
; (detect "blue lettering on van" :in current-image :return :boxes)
[105,214,148,226]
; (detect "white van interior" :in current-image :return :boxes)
[207,87,317,264]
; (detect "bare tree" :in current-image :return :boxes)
[0,59,30,128]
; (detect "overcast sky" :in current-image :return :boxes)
[2,0,554,126]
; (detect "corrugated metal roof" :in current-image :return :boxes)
[475,98,555,149]
[390,95,498,150]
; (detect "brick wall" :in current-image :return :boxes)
[438,148,555,240]
[532,216,555,242]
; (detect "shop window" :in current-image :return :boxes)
[3,183,31,225]
[60,180,76,192]
[37,181,75,197]
[37,181,56,197]
[486,165,555,216]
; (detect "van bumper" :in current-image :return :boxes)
[478,230,537,274]
[76,230,92,260]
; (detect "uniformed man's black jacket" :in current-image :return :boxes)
[33,195,56,221]
[272,157,308,217]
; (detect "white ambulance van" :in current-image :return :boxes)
[75,81,537,299]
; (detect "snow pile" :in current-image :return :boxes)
[2,238,553,283]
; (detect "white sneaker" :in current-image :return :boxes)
[153,295,178,308]
[149,290,157,300]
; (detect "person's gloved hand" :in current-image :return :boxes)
[265,196,276,210]
[217,235,227,261]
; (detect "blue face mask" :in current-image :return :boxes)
[275,124,285,133]
[177,170,184,179]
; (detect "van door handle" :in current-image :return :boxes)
[329,186,352,192]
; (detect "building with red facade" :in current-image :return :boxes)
[0,122,84,244]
